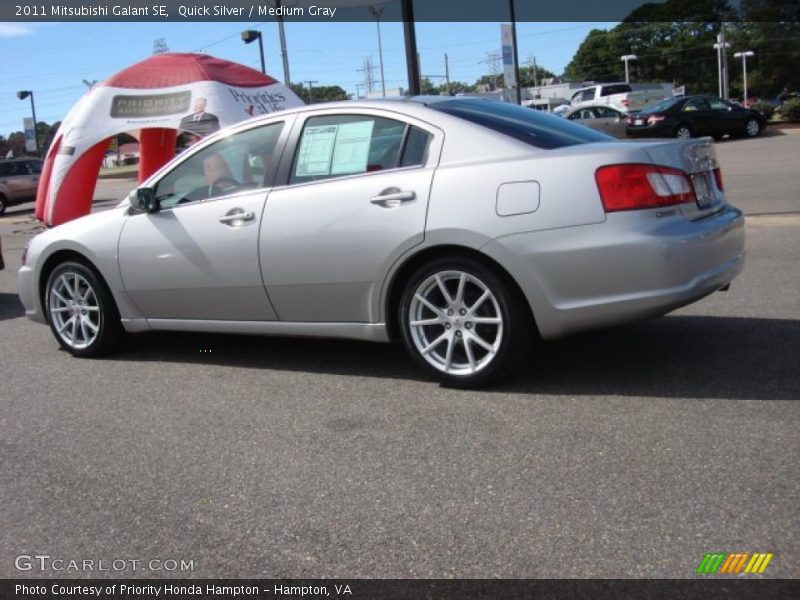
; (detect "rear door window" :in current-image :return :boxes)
[290,114,429,184]
[682,98,711,112]
[708,98,730,111]
[596,106,621,118]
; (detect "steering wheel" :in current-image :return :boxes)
[209,176,240,195]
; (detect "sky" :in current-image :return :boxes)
[0,20,614,137]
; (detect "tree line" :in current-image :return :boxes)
[564,0,798,100]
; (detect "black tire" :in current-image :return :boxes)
[744,118,761,138]
[674,124,693,139]
[0,194,7,215]
[398,256,534,388]
[45,261,125,357]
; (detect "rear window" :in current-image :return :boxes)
[429,99,612,149]
[640,98,680,114]
[601,84,632,96]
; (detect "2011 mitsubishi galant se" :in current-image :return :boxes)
[19,98,745,387]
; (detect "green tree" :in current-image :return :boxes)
[563,0,732,91]
[289,83,348,104]
[727,3,800,99]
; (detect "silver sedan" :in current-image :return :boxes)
[562,105,629,137]
[19,98,744,387]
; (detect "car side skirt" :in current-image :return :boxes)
[142,319,391,343]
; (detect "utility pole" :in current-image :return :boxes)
[368,5,386,97]
[480,52,503,91]
[444,53,451,95]
[153,38,169,55]
[526,55,539,87]
[303,80,318,103]
[508,0,522,105]
[357,58,377,96]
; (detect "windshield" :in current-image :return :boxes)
[429,99,612,149]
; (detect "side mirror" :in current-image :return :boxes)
[130,188,158,213]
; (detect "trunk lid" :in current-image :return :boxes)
[638,137,725,218]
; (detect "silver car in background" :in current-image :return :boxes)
[19,98,745,387]
[562,105,628,138]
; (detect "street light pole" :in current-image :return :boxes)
[241,30,266,74]
[16,90,40,157]
[276,0,291,86]
[734,50,755,105]
[368,5,386,97]
[714,33,731,99]
[620,54,637,83]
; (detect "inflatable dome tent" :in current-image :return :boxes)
[35,53,304,227]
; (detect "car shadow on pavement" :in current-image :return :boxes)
[0,293,25,322]
[120,315,799,401]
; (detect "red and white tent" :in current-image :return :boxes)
[36,52,303,226]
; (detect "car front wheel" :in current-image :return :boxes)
[745,118,761,138]
[45,261,124,357]
[399,257,533,388]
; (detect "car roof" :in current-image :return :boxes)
[243,96,500,124]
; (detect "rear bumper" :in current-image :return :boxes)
[484,204,746,340]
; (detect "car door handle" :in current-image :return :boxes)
[218,210,255,225]
[370,189,416,208]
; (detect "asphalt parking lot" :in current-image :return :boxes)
[0,131,798,579]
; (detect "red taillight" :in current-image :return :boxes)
[713,167,724,191]
[626,116,633,125]
[647,115,666,124]
[622,98,630,108]
[595,164,696,212]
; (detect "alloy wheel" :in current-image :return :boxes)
[408,270,503,376]
[48,271,102,350]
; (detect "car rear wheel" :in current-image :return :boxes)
[399,257,532,388]
[45,261,124,357]
[745,118,761,138]
[675,124,693,139]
